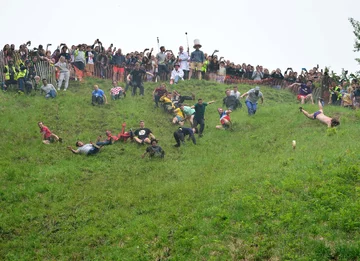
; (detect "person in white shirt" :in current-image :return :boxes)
[230,86,241,100]
[55,56,70,91]
[170,63,184,85]
[178,46,189,79]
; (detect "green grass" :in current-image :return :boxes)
[0,79,360,260]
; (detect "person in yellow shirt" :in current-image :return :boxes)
[172,107,185,125]
[159,93,175,113]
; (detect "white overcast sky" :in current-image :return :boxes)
[2,0,360,74]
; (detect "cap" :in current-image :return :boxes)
[255,86,260,91]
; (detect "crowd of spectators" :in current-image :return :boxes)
[1,39,360,108]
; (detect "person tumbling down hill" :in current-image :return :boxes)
[240,86,264,115]
[173,127,197,147]
[96,130,119,146]
[216,108,232,130]
[141,139,165,158]
[133,120,156,144]
[38,122,62,144]
[300,98,340,128]
[67,141,102,155]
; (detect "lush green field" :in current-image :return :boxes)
[0,79,359,260]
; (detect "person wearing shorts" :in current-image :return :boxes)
[299,98,340,128]
[172,107,185,125]
[290,80,314,104]
[189,40,205,80]
[38,121,62,144]
[216,108,232,129]
[133,120,155,144]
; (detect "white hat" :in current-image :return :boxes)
[193,39,202,48]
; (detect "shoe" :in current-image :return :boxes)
[63,89,67,91]
[91,102,95,106]
[58,138,63,143]
[174,144,180,147]
[299,107,303,112]
[199,133,203,137]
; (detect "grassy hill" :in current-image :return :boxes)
[0,79,359,260]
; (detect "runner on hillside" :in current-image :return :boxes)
[216,108,232,130]
[299,98,340,127]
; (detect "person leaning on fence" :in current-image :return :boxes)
[73,45,86,81]
[92,84,108,105]
[16,62,28,94]
[240,86,264,115]
[40,79,57,98]
[3,60,17,91]
[55,56,70,91]
[111,49,126,82]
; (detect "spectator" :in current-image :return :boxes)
[216,61,226,83]
[3,60,17,89]
[189,39,205,80]
[40,79,57,99]
[141,139,164,158]
[156,46,168,81]
[178,46,189,80]
[192,98,215,137]
[329,83,342,106]
[85,45,95,77]
[111,48,126,82]
[133,120,156,145]
[16,62,27,93]
[299,98,340,128]
[110,80,125,100]
[170,63,184,85]
[351,80,360,109]
[55,56,70,91]
[91,84,108,105]
[240,86,264,115]
[252,65,264,81]
[73,45,86,81]
[67,141,102,155]
[271,68,284,89]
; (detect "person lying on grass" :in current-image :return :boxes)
[299,98,340,128]
[38,121,62,144]
[216,108,232,130]
[67,141,102,155]
[96,130,119,146]
[141,139,165,158]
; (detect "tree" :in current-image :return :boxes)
[349,18,360,65]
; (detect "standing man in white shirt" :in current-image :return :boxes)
[170,63,184,85]
[178,46,189,80]
[230,86,241,100]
